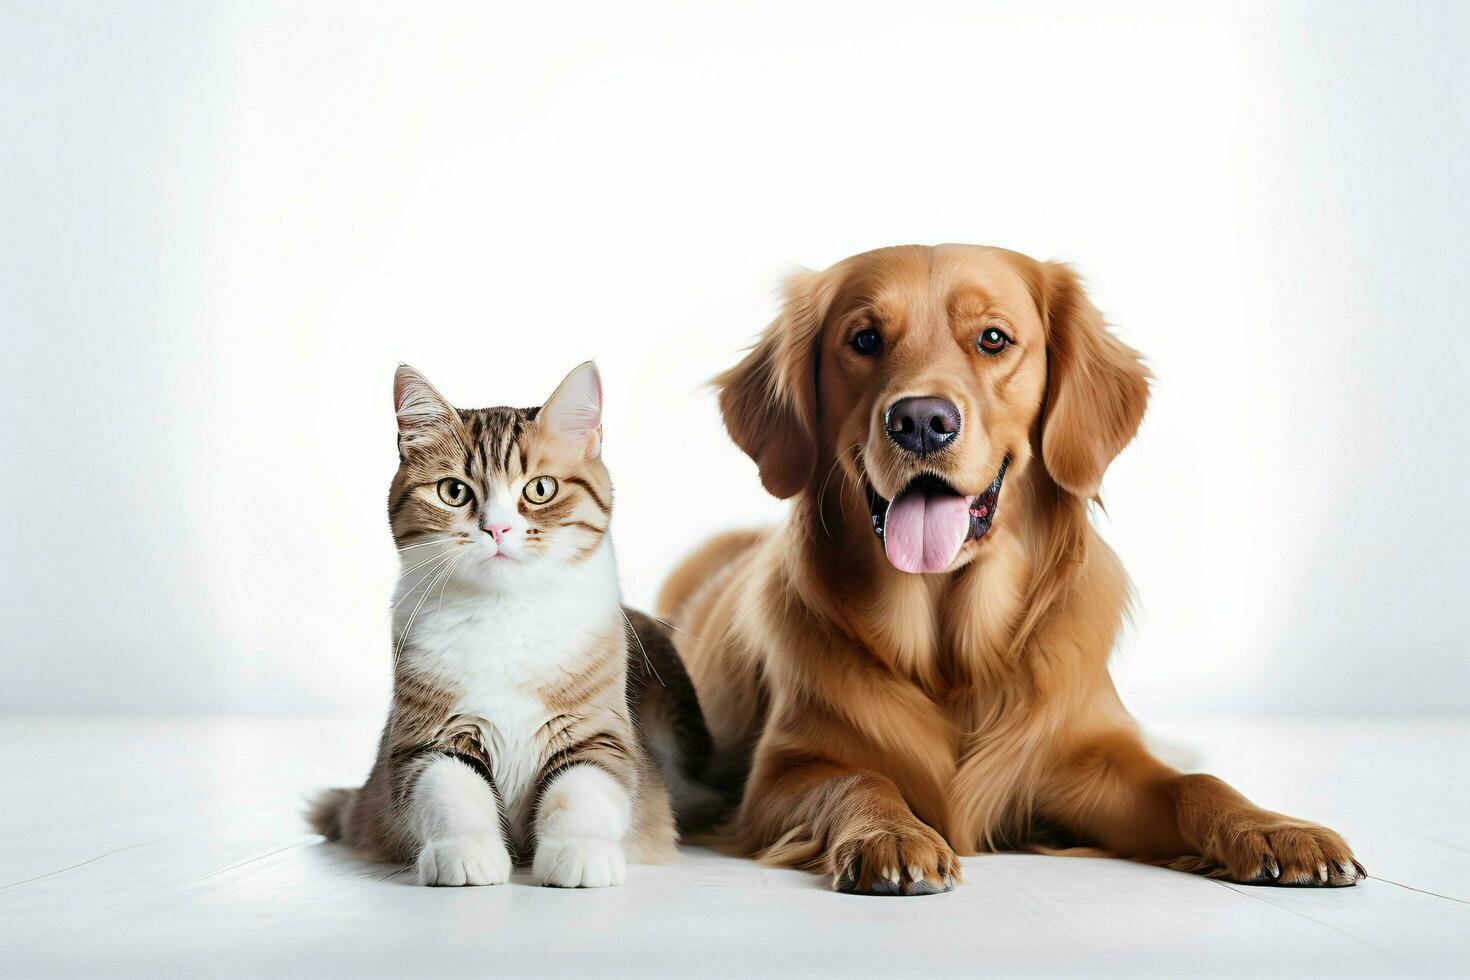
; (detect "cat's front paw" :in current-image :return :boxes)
[533,836,626,888]
[415,833,512,886]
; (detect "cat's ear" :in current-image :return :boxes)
[393,364,459,456]
[540,361,603,459]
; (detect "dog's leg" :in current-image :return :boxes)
[739,749,959,896]
[1037,728,1365,886]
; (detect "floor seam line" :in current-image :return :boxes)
[81,840,313,921]
[0,833,183,891]
[1368,875,1470,906]
[1213,879,1408,964]
[191,840,312,885]
[0,794,309,891]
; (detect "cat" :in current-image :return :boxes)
[308,362,708,887]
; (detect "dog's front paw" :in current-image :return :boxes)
[533,836,626,888]
[831,820,959,896]
[415,833,512,886]
[1211,814,1365,887]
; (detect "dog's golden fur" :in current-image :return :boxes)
[659,244,1363,893]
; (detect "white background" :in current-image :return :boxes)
[2,0,1466,717]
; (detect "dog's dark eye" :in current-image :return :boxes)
[851,328,882,356]
[978,327,1011,355]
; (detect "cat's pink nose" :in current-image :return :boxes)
[483,522,512,543]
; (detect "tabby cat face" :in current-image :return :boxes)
[388,362,612,589]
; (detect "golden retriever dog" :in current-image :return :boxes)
[657,244,1364,895]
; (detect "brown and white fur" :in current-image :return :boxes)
[309,362,688,887]
[659,244,1364,895]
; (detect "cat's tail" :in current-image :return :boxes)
[306,787,356,841]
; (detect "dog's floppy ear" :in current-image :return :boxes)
[1038,262,1151,498]
[715,269,838,499]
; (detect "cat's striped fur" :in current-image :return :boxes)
[309,363,704,886]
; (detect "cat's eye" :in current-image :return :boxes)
[978,326,1012,355]
[436,478,472,507]
[523,475,558,505]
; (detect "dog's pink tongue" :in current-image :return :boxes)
[883,485,970,573]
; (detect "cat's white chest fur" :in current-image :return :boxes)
[395,544,622,831]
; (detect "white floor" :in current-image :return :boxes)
[1,716,1466,979]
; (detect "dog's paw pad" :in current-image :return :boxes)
[831,825,958,897]
[1216,820,1363,888]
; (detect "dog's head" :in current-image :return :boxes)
[717,244,1149,574]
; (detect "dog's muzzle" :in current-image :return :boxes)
[865,459,1008,573]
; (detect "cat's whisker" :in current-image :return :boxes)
[396,536,461,553]
[398,547,459,578]
[553,561,703,643]
[393,550,462,668]
[378,542,483,632]
[435,554,467,614]
[388,549,461,625]
[327,544,461,617]
[620,607,663,688]
[395,535,447,550]
[644,613,700,643]
[387,549,463,611]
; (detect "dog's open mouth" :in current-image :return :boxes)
[865,459,1009,573]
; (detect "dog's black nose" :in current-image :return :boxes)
[886,396,961,456]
